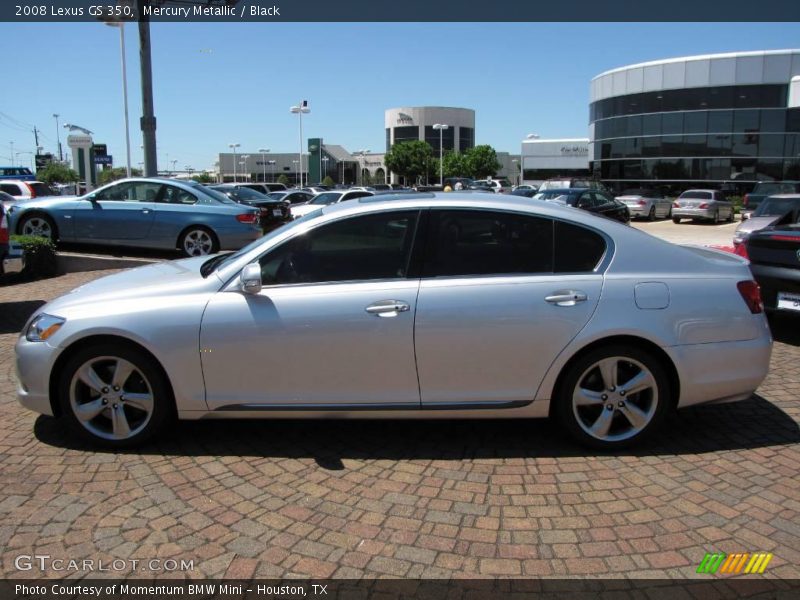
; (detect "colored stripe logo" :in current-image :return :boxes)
[697,552,773,574]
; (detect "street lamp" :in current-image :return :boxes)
[267,160,276,182]
[432,124,449,186]
[104,21,132,178]
[355,149,369,186]
[258,148,270,183]
[512,158,520,186]
[228,143,240,182]
[52,114,63,161]
[171,159,178,175]
[240,155,250,182]
[292,159,300,187]
[289,100,310,187]
[9,141,14,166]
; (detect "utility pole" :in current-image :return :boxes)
[33,126,40,154]
[137,1,157,176]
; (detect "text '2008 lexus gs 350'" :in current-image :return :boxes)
[16,192,772,450]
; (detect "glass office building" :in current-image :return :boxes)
[589,50,800,194]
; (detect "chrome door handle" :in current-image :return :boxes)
[365,300,410,316]
[545,291,588,306]
[141,209,151,214]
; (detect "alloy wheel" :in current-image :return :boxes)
[183,229,213,256]
[69,356,154,441]
[21,217,53,239]
[571,356,659,443]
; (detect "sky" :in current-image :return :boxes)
[0,22,798,172]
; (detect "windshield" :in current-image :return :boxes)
[534,190,572,200]
[753,197,800,217]
[753,182,799,195]
[309,192,342,205]
[539,180,571,190]
[231,186,268,200]
[267,192,288,200]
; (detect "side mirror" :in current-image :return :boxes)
[240,262,262,295]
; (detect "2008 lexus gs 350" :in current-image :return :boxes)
[16,193,772,449]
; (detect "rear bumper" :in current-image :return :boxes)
[667,334,772,408]
[627,206,648,217]
[673,208,715,220]
[750,263,800,313]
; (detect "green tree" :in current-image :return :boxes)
[441,151,468,179]
[192,171,214,184]
[464,145,501,179]
[35,162,79,185]
[361,169,373,186]
[383,141,433,185]
[277,174,290,186]
[321,175,335,187]
[97,167,142,186]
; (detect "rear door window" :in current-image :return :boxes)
[161,185,198,205]
[554,221,607,273]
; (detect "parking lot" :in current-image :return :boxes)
[0,218,798,580]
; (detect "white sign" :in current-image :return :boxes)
[561,145,588,156]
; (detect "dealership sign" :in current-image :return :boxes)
[561,145,589,156]
[396,112,414,125]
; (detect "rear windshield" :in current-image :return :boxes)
[539,180,571,191]
[199,185,237,205]
[309,192,343,205]
[679,191,712,200]
[753,182,800,195]
[754,197,800,217]
[232,187,268,200]
[29,182,54,196]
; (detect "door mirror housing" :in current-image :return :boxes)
[240,262,262,294]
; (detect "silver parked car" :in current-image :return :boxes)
[616,188,672,220]
[672,189,734,224]
[16,193,772,450]
[6,178,261,257]
[733,194,800,247]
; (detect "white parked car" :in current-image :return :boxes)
[616,188,673,221]
[0,180,57,203]
[290,190,374,218]
[473,179,512,194]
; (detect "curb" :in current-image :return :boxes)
[56,252,160,274]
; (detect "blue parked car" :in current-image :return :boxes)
[6,178,261,257]
[0,166,36,182]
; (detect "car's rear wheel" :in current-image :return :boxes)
[727,209,735,223]
[58,343,173,448]
[672,216,681,224]
[555,345,671,449]
[19,213,56,241]
[178,227,219,257]
[648,206,656,221]
[713,210,721,224]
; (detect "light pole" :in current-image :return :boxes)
[171,159,178,175]
[289,100,310,187]
[268,160,276,182]
[105,21,132,177]
[321,156,329,183]
[16,151,34,171]
[240,155,250,182]
[52,114,63,161]
[292,160,300,187]
[356,149,369,186]
[228,142,240,182]
[433,124,449,186]
[9,141,14,166]
[512,158,519,186]
[258,148,270,183]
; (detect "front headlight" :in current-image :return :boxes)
[26,314,66,342]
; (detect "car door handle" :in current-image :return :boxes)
[365,300,411,316]
[545,291,588,306]
[141,208,151,214]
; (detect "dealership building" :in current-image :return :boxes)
[590,49,800,193]
[521,138,590,185]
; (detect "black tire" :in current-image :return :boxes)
[672,216,681,224]
[178,226,219,257]
[18,212,57,241]
[554,345,672,450]
[727,209,735,223]
[712,210,720,224]
[648,206,656,221]
[58,343,174,448]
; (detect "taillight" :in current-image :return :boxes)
[698,203,708,209]
[236,212,259,224]
[637,199,646,206]
[769,235,799,242]
[743,193,749,207]
[733,244,749,259]
[737,280,763,314]
[25,183,37,198]
[672,201,680,208]
[0,213,8,244]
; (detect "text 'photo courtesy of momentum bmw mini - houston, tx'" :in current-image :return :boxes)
[2,0,800,590]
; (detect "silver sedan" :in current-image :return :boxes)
[15,193,772,450]
[672,189,735,224]
[616,189,673,220]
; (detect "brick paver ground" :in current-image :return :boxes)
[0,270,798,579]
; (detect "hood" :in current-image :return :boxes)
[43,256,221,314]
[735,215,782,236]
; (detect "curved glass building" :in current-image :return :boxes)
[589,50,800,194]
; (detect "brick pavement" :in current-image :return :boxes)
[0,270,798,579]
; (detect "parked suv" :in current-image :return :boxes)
[0,166,35,181]
[0,180,56,202]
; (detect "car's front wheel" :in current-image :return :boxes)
[19,213,56,241]
[555,345,671,449]
[178,226,219,257]
[58,343,174,448]
[672,216,681,224]
[648,206,656,221]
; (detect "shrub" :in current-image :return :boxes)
[322,175,335,187]
[11,235,59,279]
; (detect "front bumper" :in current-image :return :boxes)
[673,207,716,220]
[15,335,60,417]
